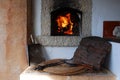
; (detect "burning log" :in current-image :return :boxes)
[34,36,111,75]
[56,13,73,35]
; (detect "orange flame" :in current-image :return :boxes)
[56,13,73,35]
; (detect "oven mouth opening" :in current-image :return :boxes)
[51,7,82,36]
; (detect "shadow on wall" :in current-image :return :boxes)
[28,44,49,65]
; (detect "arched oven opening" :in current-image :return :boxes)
[51,7,82,36]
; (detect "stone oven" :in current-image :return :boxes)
[37,0,92,46]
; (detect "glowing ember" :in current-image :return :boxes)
[56,13,73,35]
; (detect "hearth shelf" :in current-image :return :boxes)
[36,36,81,46]
[20,66,116,80]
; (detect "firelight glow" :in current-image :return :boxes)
[56,13,73,35]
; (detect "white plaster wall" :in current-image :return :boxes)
[109,42,120,80]
[42,47,76,60]
[92,0,120,80]
[32,0,41,36]
[92,0,120,37]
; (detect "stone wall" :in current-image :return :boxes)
[0,0,28,80]
[37,0,92,46]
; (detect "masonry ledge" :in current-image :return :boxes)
[20,66,116,80]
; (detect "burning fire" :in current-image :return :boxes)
[56,13,73,35]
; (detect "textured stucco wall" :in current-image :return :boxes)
[0,0,28,80]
